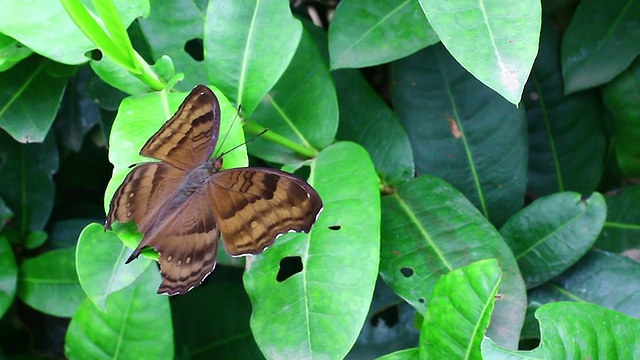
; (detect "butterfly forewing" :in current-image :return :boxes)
[208,168,323,256]
[106,162,186,233]
[141,85,220,171]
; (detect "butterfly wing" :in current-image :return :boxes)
[208,167,323,256]
[140,85,221,171]
[106,162,186,234]
[132,190,220,295]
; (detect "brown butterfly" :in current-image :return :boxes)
[106,85,323,295]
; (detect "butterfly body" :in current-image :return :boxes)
[106,85,323,295]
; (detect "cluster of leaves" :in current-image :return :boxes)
[1,0,640,359]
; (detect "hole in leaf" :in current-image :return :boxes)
[184,38,204,62]
[371,305,399,327]
[328,225,341,230]
[276,256,303,282]
[87,49,102,61]
[400,267,414,278]
[418,298,425,304]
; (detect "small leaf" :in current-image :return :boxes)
[0,56,67,143]
[561,0,640,93]
[0,33,32,72]
[420,0,541,104]
[421,259,502,359]
[329,0,438,69]
[76,223,150,311]
[500,192,607,288]
[204,0,302,114]
[0,235,17,318]
[245,142,380,359]
[376,348,420,360]
[24,230,47,250]
[18,248,85,317]
[65,265,173,359]
[482,302,640,359]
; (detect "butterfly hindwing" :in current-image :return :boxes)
[141,85,220,171]
[208,167,323,256]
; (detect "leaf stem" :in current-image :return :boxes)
[243,120,318,159]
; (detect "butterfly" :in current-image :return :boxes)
[105,85,323,295]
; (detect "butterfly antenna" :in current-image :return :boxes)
[218,128,269,158]
[215,104,242,157]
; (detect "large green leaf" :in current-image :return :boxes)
[0,56,68,143]
[596,185,640,252]
[603,57,640,177]
[244,142,380,359]
[420,259,501,359]
[524,20,605,197]
[0,235,17,318]
[334,69,414,186]
[328,0,438,69]
[393,44,528,226]
[561,0,640,94]
[138,0,207,92]
[380,175,526,349]
[376,348,420,360]
[247,28,338,164]
[529,250,640,319]
[204,0,302,115]
[172,270,263,359]
[0,130,58,232]
[76,223,151,311]
[482,302,640,359]
[18,248,85,317]
[65,264,173,359]
[500,192,607,288]
[419,0,541,104]
[0,0,149,65]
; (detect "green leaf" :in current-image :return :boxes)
[244,142,380,359]
[420,259,501,359]
[500,192,607,288]
[529,250,640,319]
[76,223,151,311]
[596,185,640,252]
[0,56,67,143]
[137,0,207,92]
[90,55,154,95]
[65,264,173,359]
[17,248,84,317]
[0,234,17,318]
[0,33,32,72]
[247,28,337,164]
[0,130,58,233]
[393,44,528,226]
[524,20,605,196]
[334,68,414,185]
[104,86,244,216]
[482,302,640,359]
[379,175,526,349]
[328,0,438,69]
[0,197,13,231]
[24,230,47,250]
[204,0,302,115]
[561,0,640,94]
[419,0,541,104]
[603,57,640,177]
[376,348,419,360]
[172,273,263,359]
[0,0,149,65]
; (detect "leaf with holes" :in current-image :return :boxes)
[244,142,380,359]
[380,175,525,349]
